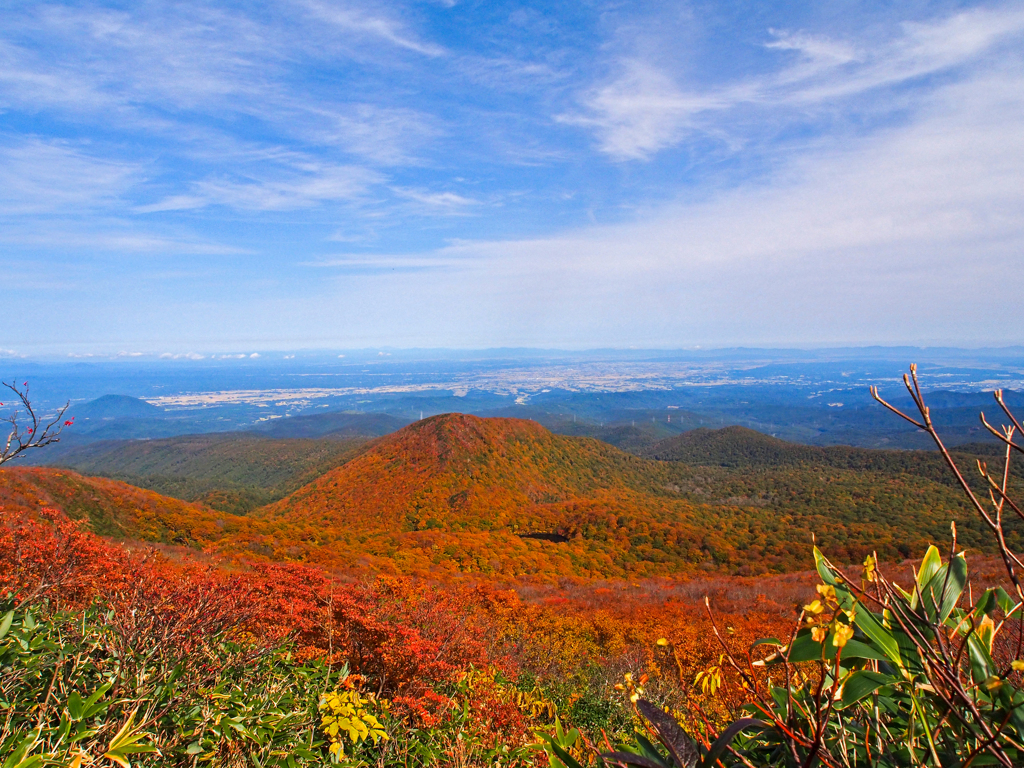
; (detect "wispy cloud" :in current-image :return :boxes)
[391,187,479,210]
[301,254,462,272]
[302,65,1024,345]
[564,5,1024,160]
[141,163,383,212]
[0,139,140,214]
[301,103,442,166]
[299,0,445,56]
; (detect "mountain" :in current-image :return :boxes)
[10,415,1014,579]
[34,433,368,514]
[643,426,1023,485]
[219,414,1002,578]
[70,394,166,421]
[645,426,825,466]
[227,413,677,576]
[0,466,247,545]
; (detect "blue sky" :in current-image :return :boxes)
[2,0,1023,356]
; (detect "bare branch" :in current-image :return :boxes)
[0,380,73,467]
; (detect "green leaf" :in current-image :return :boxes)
[67,691,85,721]
[839,670,894,708]
[916,546,942,596]
[782,631,824,663]
[547,737,588,768]
[839,638,891,662]
[1,732,43,768]
[82,682,112,719]
[931,554,967,623]
[814,547,838,586]
[700,719,766,768]
[851,607,902,666]
[968,634,996,684]
[0,610,13,640]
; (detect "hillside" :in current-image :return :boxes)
[645,426,1023,486]
[219,414,1005,578]
[0,466,248,545]
[36,433,368,514]
[252,411,409,439]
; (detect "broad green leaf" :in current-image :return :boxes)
[932,554,967,623]
[82,682,112,719]
[814,547,838,586]
[0,610,13,640]
[852,607,902,666]
[783,631,824,663]
[839,670,895,708]
[968,634,996,684]
[700,719,766,768]
[68,691,86,721]
[916,546,942,595]
[839,638,891,662]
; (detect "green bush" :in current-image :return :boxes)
[0,600,330,767]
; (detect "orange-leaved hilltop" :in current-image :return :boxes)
[218,413,713,577]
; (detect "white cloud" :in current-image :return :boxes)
[300,1,445,56]
[141,163,384,212]
[565,5,1024,160]
[303,103,442,166]
[159,352,205,360]
[391,187,479,209]
[0,139,140,214]
[306,65,1024,345]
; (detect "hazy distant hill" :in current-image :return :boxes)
[70,394,166,421]
[37,433,369,514]
[0,466,246,545]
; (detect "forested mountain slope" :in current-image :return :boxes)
[0,466,248,545]
[35,433,368,514]
[9,416,1016,579]
[218,414,1006,577]
[644,425,1023,485]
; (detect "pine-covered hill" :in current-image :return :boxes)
[217,414,1003,578]
[0,466,249,545]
